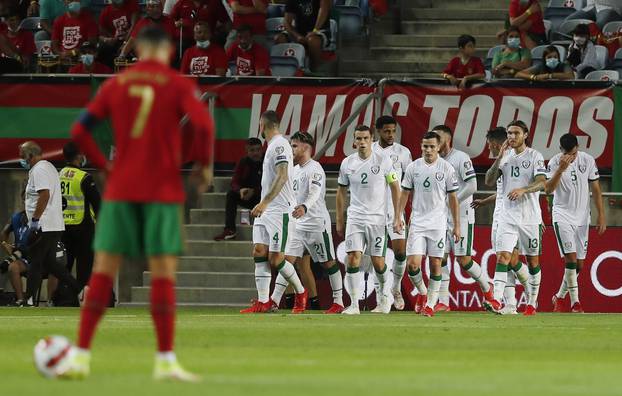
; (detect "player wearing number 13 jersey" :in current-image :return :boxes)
[65,26,215,382]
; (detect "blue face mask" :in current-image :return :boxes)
[81,53,94,66]
[507,37,520,49]
[19,159,30,170]
[546,57,560,69]
[67,1,81,13]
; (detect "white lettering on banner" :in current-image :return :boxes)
[381,93,408,141]
[497,96,535,134]
[308,95,346,156]
[590,251,622,297]
[423,95,460,129]
[249,93,283,139]
[577,96,612,159]
[280,95,302,135]
[342,94,374,156]
[531,96,574,158]
[453,95,494,157]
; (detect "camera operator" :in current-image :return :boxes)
[1,208,29,306]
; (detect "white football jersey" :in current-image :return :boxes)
[443,148,476,223]
[492,174,504,224]
[402,157,459,232]
[261,134,295,214]
[547,151,599,226]
[497,147,547,225]
[338,151,397,226]
[292,159,331,232]
[372,141,412,221]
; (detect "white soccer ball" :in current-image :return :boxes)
[33,335,72,378]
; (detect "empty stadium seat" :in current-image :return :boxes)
[544,19,552,40]
[326,19,338,52]
[335,4,363,39]
[548,0,582,10]
[266,17,286,38]
[266,3,285,18]
[18,17,41,31]
[270,43,305,77]
[594,45,608,69]
[545,0,581,32]
[551,18,593,42]
[602,21,622,36]
[612,48,622,75]
[485,45,505,70]
[585,70,619,81]
[531,44,567,64]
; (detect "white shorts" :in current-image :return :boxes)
[553,221,589,260]
[285,227,336,263]
[387,213,406,241]
[252,212,294,253]
[496,222,542,257]
[406,226,446,258]
[491,220,499,251]
[345,222,387,257]
[445,221,474,257]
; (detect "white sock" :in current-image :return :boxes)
[556,278,568,299]
[565,265,579,305]
[156,351,177,363]
[254,259,271,303]
[375,265,388,296]
[528,267,542,307]
[345,268,359,304]
[270,272,288,304]
[512,262,529,287]
[493,263,508,302]
[278,260,305,294]
[327,264,343,306]
[391,256,406,293]
[439,260,450,305]
[427,275,442,308]
[464,260,489,292]
[408,268,427,295]
[504,269,517,307]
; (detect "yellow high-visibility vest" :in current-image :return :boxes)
[59,167,95,225]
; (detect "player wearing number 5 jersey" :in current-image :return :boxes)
[398,132,461,317]
[64,26,215,382]
[337,125,403,315]
[484,120,546,316]
[545,133,606,313]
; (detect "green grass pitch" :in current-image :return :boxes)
[1,307,621,396]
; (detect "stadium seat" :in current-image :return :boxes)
[18,17,41,31]
[35,40,53,57]
[270,43,305,77]
[545,1,581,32]
[584,69,619,81]
[544,19,552,40]
[531,44,567,64]
[612,47,622,72]
[594,45,608,69]
[266,3,285,18]
[335,4,363,39]
[484,45,505,70]
[485,69,492,81]
[266,17,286,38]
[602,21,622,36]
[548,0,582,10]
[551,18,593,42]
[326,19,338,52]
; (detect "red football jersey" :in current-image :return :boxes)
[130,15,178,39]
[52,11,99,51]
[443,56,485,78]
[69,61,113,74]
[509,0,545,35]
[180,44,227,75]
[226,41,270,76]
[75,60,214,202]
[228,0,267,34]
[99,0,139,38]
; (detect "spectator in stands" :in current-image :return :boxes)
[1,205,29,306]
[492,26,532,78]
[98,0,139,66]
[214,137,263,241]
[227,23,270,75]
[516,45,575,80]
[119,0,177,59]
[180,20,227,75]
[0,32,23,73]
[442,34,485,89]
[504,0,546,50]
[1,8,36,71]
[224,0,267,50]
[51,0,98,60]
[565,0,622,30]
[35,0,91,41]
[567,24,600,79]
[68,41,112,73]
[275,0,331,72]
[170,0,213,51]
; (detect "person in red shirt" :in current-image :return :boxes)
[224,0,267,49]
[507,0,546,49]
[2,9,36,71]
[442,34,485,89]
[0,22,23,73]
[119,0,177,59]
[170,0,214,46]
[99,0,140,67]
[226,23,269,75]
[51,0,99,59]
[180,21,227,76]
[68,41,113,73]
[63,25,214,381]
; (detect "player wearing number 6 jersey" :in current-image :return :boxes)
[398,132,461,317]
[337,125,403,315]
[545,133,606,313]
[64,26,215,381]
[484,120,546,316]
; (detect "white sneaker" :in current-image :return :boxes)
[370,305,383,313]
[392,288,405,311]
[58,347,90,380]
[499,304,518,315]
[153,358,201,382]
[342,304,360,315]
[375,295,391,314]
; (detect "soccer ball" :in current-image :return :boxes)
[33,335,72,378]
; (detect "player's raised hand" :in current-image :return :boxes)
[558,153,576,171]
[292,205,306,219]
[251,201,267,218]
[499,139,510,155]
[508,188,526,201]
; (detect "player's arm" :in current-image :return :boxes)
[181,88,215,166]
[251,162,288,218]
[457,177,476,203]
[336,184,347,237]
[544,154,573,194]
[590,179,606,235]
[397,188,411,221]
[508,174,545,201]
[0,222,12,254]
[471,193,496,208]
[485,140,508,186]
[81,174,102,217]
[70,111,108,169]
[293,173,322,219]
[448,191,460,242]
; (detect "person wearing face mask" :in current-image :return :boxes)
[68,41,113,73]
[98,0,139,66]
[119,0,177,59]
[51,0,98,62]
[0,8,36,71]
[170,0,218,52]
[567,24,599,79]
[492,26,532,78]
[226,23,269,76]
[516,45,575,81]
[180,20,226,75]
[502,0,546,50]
[59,142,101,289]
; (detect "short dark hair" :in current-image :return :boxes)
[375,115,396,129]
[507,120,529,134]
[136,25,171,46]
[432,125,452,136]
[291,131,315,148]
[506,26,520,35]
[354,124,371,137]
[573,23,590,37]
[63,142,80,162]
[246,137,262,146]
[458,34,476,49]
[543,45,560,61]
[261,110,280,130]
[422,131,441,143]
[560,133,579,152]
[486,127,507,143]
[237,23,252,34]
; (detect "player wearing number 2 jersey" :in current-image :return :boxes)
[64,26,215,381]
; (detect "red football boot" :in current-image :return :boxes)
[552,295,568,313]
[414,294,427,314]
[523,304,537,316]
[324,303,345,314]
[240,300,271,314]
[421,305,434,317]
[571,301,584,313]
[434,302,451,313]
[292,289,308,314]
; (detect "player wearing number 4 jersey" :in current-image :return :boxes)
[337,125,403,315]
[398,131,461,317]
[64,26,215,382]
[545,133,606,313]
[485,120,546,316]
[269,132,344,314]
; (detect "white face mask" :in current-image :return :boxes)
[574,36,587,46]
[196,40,210,49]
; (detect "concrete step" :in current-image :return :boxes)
[410,0,511,9]
[178,256,255,272]
[143,271,254,288]
[201,192,340,210]
[185,224,253,240]
[371,34,499,48]
[402,8,507,21]
[190,208,338,224]
[401,21,503,36]
[210,175,339,193]
[341,59,447,74]
[186,240,252,257]
[369,47,488,62]
[131,286,256,305]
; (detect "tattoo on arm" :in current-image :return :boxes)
[524,175,545,193]
[485,157,502,186]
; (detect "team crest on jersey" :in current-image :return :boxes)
[464,161,472,169]
[564,241,573,250]
[578,164,587,173]
[312,172,322,181]
[371,165,380,174]
[435,172,444,181]
[390,154,398,163]
[276,146,284,154]
[522,160,531,169]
